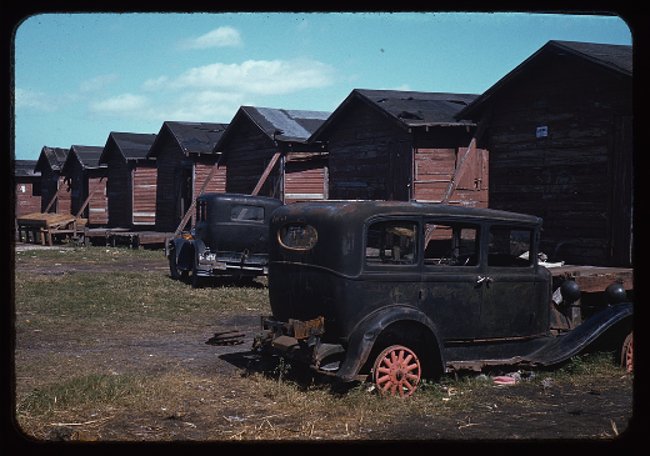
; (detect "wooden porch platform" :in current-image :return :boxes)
[16,212,87,246]
[82,228,174,249]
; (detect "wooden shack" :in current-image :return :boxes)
[457,40,633,267]
[99,131,158,229]
[309,89,488,206]
[61,145,108,227]
[14,159,41,218]
[215,106,330,203]
[34,146,71,214]
[148,121,228,232]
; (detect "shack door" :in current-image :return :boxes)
[412,148,455,202]
[87,177,108,225]
[176,163,193,231]
[284,156,328,203]
[412,147,488,207]
[132,167,157,225]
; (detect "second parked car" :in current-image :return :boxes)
[166,193,283,286]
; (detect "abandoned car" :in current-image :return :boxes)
[254,200,633,397]
[166,193,283,286]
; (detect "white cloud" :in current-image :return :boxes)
[142,76,169,91]
[14,88,58,112]
[90,93,150,115]
[79,74,119,93]
[145,58,334,95]
[181,26,242,49]
[391,84,412,91]
[87,58,335,124]
[87,90,243,123]
[161,91,245,121]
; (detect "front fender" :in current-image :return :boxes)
[336,305,444,382]
[523,302,633,366]
[170,238,198,271]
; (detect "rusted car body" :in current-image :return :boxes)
[167,193,283,286]
[255,201,633,396]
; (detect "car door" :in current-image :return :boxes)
[419,220,482,340]
[477,225,548,339]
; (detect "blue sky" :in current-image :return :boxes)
[13,12,632,160]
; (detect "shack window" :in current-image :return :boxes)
[278,223,318,251]
[366,221,418,265]
[424,223,478,266]
[230,205,264,223]
[488,226,533,267]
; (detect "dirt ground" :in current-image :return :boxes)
[9,243,640,447]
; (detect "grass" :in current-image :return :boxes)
[17,373,153,416]
[14,246,270,330]
[13,246,634,441]
[14,245,164,265]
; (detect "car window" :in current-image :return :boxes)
[230,205,265,223]
[196,200,208,222]
[424,222,479,267]
[278,223,318,251]
[366,221,418,265]
[488,226,533,267]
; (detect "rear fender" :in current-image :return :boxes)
[524,302,633,366]
[336,305,444,382]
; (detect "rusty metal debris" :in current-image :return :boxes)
[206,330,246,346]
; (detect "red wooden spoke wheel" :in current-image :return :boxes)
[373,345,422,397]
[621,332,633,373]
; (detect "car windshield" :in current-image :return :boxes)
[230,205,264,223]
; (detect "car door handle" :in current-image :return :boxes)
[476,276,493,285]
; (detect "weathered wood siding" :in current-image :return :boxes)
[87,174,108,226]
[483,56,632,266]
[325,100,488,205]
[40,172,71,214]
[327,102,412,200]
[194,159,226,195]
[154,139,185,232]
[412,147,489,207]
[132,165,157,226]
[15,178,41,217]
[284,155,328,203]
[105,154,131,227]
[225,121,281,198]
[190,157,223,226]
[68,161,85,218]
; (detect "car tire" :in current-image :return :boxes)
[372,344,422,397]
[620,331,633,373]
[168,251,181,280]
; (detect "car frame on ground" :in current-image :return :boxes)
[254,200,633,397]
[166,193,283,287]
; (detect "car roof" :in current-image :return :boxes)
[274,200,542,226]
[198,192,283,206]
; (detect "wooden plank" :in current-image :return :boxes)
[75,180,100,218]
[252,151,282,196]
[43,181,68,213]
[549,265,633,293]
[174,161,222,235]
